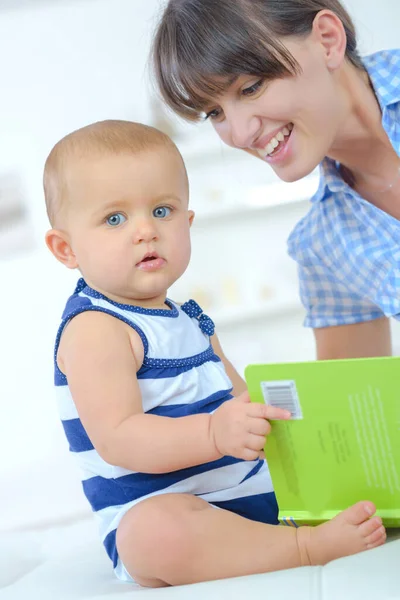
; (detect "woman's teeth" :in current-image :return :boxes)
[257,123,293,157]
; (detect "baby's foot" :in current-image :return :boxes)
[296,501,386,566]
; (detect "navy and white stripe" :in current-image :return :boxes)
[54,279,277,580]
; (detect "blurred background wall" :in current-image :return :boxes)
[0,0,399,529]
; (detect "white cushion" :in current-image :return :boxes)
[0,518,399,599]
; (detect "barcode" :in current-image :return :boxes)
[260,380,303,419]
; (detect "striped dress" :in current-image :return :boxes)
[54,278,277,581]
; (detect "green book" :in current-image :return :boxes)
[245,357,400,528]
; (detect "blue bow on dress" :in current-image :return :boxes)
[180,299,215,336]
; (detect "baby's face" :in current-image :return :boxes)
[63,148,193,308]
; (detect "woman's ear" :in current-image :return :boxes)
[312,9,347,71]
[188,210,195,227]
[45,229,78,269]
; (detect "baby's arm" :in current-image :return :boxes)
[210,332,247,396]
[59,312,289,474]
[58,310,222,474]
[209,332,291,459]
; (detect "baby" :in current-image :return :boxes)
[44,120,386,587]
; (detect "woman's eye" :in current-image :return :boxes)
[106,212,126,226]
[204,108,222,121]
[242,79,263,96]
[153,206,171,218]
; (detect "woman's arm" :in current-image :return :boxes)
[314,317,392,360]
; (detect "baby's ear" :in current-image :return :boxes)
[45,229,78,269]
[188,210,195,227]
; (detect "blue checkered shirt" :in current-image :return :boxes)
[288,49,400,328]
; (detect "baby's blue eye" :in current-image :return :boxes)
[153,206,171,218]
[106,213,126,226]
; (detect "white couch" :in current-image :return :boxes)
[1,520,399,600]
[1,250,399,599]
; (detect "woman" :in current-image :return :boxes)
[152,0,400,360]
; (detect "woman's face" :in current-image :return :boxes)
[205,34,345,182]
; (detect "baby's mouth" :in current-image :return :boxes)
[136,253,166,271]
[140,254,157,263]
[256,123,293,158]
[136,251,159,265]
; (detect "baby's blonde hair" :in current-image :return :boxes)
[43,119,185,226]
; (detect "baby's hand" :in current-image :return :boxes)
[210,391,290,461]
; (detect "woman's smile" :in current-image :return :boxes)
[254,123,294,163]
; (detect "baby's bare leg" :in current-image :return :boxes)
[116,494,386,587]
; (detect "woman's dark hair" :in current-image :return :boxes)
[152,0,363,121]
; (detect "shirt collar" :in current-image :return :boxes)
[312,49,400,203]
[311,158,346,203]
[364,50,400,110]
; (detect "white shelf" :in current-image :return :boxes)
[176,130,239,164]
[179,142,242,164]
[194,195,307,225]
[212,297,302,329]
[194,176,319,224]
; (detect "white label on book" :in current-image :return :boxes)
[260,380,303,419]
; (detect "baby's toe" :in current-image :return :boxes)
[366,526,386,549]
[340,501,376,527]
[359,515,382,537]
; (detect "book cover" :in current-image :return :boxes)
[245,357,400,527]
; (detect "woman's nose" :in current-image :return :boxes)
[220,109,261,150]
